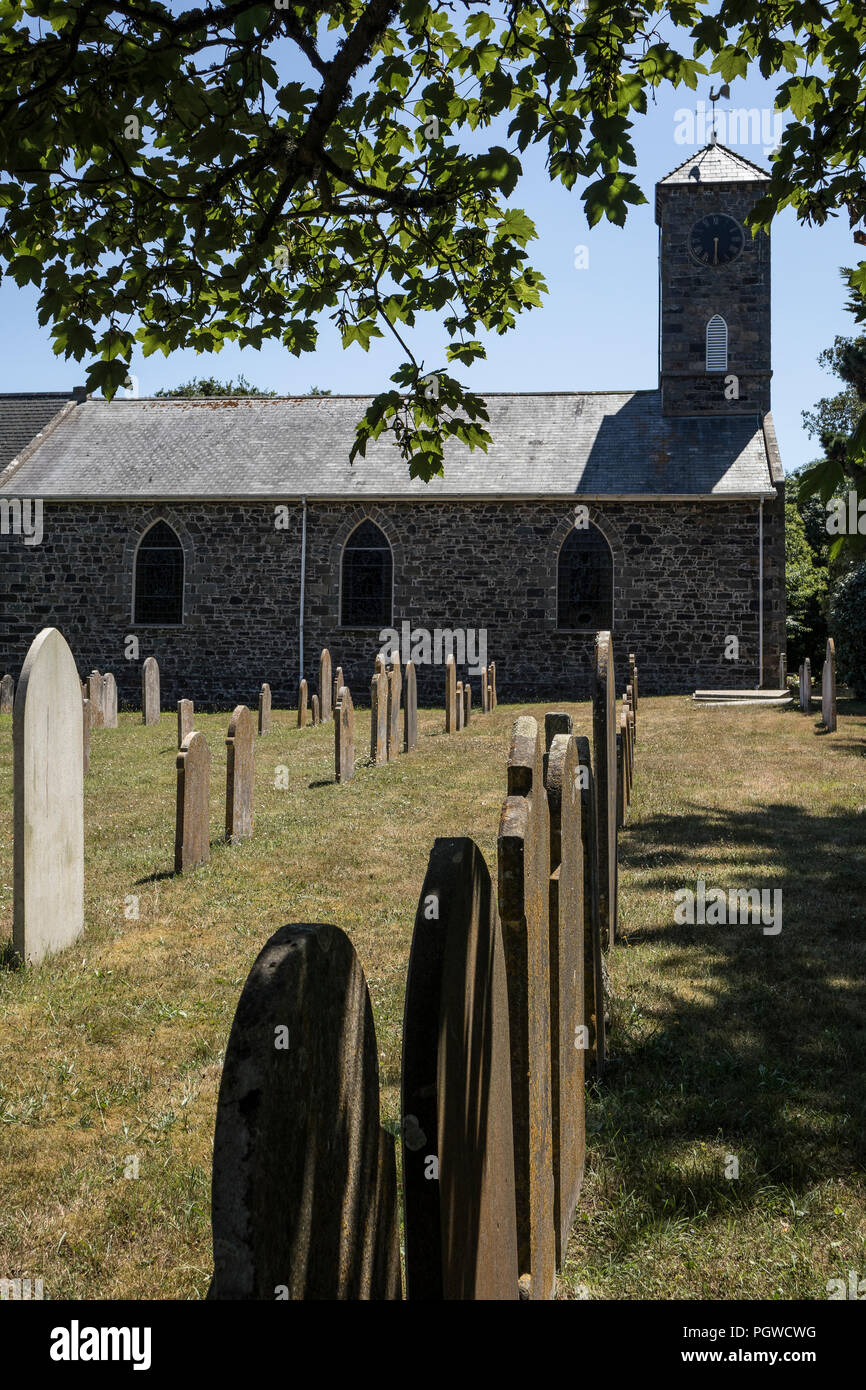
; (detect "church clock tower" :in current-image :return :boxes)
[656,141,771,417]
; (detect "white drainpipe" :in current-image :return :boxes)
[299,496,307,684]
[758,497,764,689]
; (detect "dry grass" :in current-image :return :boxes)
[0,693,864,1300]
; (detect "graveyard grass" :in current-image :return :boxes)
[1,695,865,1300]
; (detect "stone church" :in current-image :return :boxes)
[0,142,785,707]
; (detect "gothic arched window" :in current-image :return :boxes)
[133,520,184,624]
[340,519,393,627]
[706,315,728,372]
[557,524,613,630]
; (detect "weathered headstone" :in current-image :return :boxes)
[621,698,632,807]
[592,632,617,949]
[175,730,210,872]
[370,671,388,764]
[0,673,13,714]
[402,838,519,1301]
[628,653,637,713]
[142,656,160,726]
[544,712,572,752]
[386,659,401,760]
[445,654,458,733]
[209,922,402,1300]
[82,699,91,775]
[456,681,464,731]
[403,661,418,753]
[87,670,104,728]
[576,736,605,1075]
[335,686,355,784]
[102,672,118,728]
[615,728,625,830]
[463,681,471,726]
[822,638,837,732]
[778,652,787,690]
[800,658,812,714]
[177,698,194,748]
[545,734,585,1265]
[497,715,556,1300]
[297,679,308,729]
[225,705,254,843]
[258,682,272,735]
[319,649,332,722]
[13,628,84,965]
[490,663,497,709]
[333,666,344,719]
[311,693,320,725]
[626,684,636,753]
[480,666,489,714]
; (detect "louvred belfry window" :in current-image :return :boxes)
[134,520,184,625]
[557,524,613,630]
[706,315,728,372]
[340,519,393,627]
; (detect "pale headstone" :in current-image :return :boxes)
[592,632,617,949]
[319,649,332,722]
[297,679,308,729]
[445,655,457,733]
[311,693,320,726]
[258,683,272,736]
[175,730,210,872]
[822,638,836,732]
[82,699,91,776]
[225,705,254,843]
[628,653,637,714]
[402,838,519,1301]
[102,672,118,728]
[0,673,13,714]
[800,658,811,714]
[335,686,355,784]
[209,923,402,1300]
[177,698,194,748]
[778,653,787,690]
[463,681,471,727]
[142,656,160,726]
[87,670,104,728]
[576,736,605,1075]
[386,659,401,760]
[333,666,344,719]
[456,681,464,731]
[497,715,556,1300]
[370,671,387,764]
[403,661,418,753]
[13,628,84,965]
[545,733,585,1265]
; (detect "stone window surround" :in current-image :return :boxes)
[332,506,399,632]
[123,509,194,628]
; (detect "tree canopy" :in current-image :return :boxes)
[1,1,866,477]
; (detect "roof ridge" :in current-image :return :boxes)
[657,140,769,186]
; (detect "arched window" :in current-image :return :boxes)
[340,519,393,627]
[557,524,613,630]
[133,520,184,624]
[706,315,728,372]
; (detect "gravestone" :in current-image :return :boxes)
[621,699,632,806]
[576,736,605,1074]
[497,715,556,1300]
[13,628,84,965]
[544,712,572,752]
[463,681,471,727]
[142,656,160,726]
[87,670,104,728]
[592,632,617,949]
[403,661,418,753]
[311,693,320,725]
[258,683,272,735]
[297,679,308,729]
[102,672,118,728]
[626,683,636,750]
[225,705,254,843]
[82,699,91,776]
[778,653,787,690]
[177,698,194,748]
[370,671,387,764]
[487,680,494,712]
[175,730,210,872]
[545,734,585,1265]
[209,922,402,1300]
[402,837,519,1300]
[0,673,13,713]
[615,729,625,830]
[445,655,457,733]
[480,666,489,714]
[490,663,497,709]
[387,659,401,760]
[800,658,811,714]
[335,686,355,784]
[319,649,332,722]
[333,666,344,718]
[456,681,464,731]
[822,638,836,732]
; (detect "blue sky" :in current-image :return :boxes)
[0,64,856,476]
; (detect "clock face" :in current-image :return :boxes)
[689,213,744,267]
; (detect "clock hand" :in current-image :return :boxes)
[713,237,719,264]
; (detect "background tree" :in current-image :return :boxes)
[1,1,866,478]
[154,374,277,396]
[784,481,828,672]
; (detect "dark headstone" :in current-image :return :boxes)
[575,736,605,1074]
[402,838,519,1300]
[403,661,418,752]
[456,681,464,732]
[822,638,836,732]
[311,693,320,726]
[445,655,457,733]
[544,712,572,753]
[463,681,471,726]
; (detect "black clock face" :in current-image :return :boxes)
[689,213,744,267]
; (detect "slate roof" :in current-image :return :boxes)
[658,141,769,187]
[0,392,82,469]
[0,390,776,500]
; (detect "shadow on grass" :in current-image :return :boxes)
[602,799,866,1230]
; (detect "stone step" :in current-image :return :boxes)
[694,696,794,707]
[693,688,788,701]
